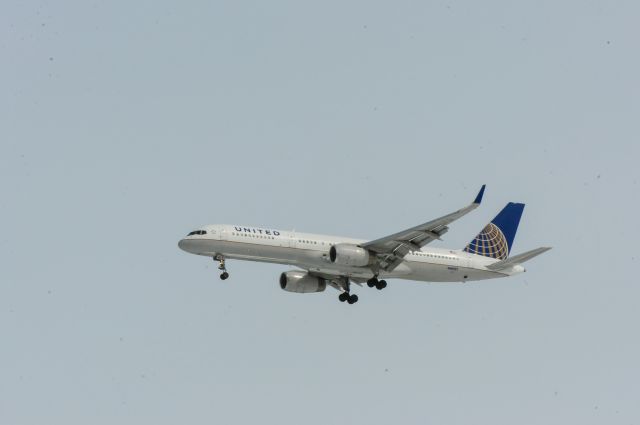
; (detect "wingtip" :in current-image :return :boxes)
[473,184,486,204]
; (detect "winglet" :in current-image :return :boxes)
[473,185,486,205]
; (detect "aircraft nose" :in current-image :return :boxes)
[178,238,189,252]
[178,237,205,254]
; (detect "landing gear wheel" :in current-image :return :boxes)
[347,294,359,304]
[367,277,378,288]
[376,280,387,290]
[220,272,229,280]
[338,292,349,302]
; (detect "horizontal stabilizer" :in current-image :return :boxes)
[486,247,552,271]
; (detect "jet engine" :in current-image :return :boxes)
[329,244,371,267]
[279,271,326,293]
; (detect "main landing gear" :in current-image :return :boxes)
[336,278,358,305]
[338,292,359,304]
[367,276,387,290]
[215,255,229,280]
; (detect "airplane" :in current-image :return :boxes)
[178,185,550,304]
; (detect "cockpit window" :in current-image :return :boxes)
[187,230,207,236]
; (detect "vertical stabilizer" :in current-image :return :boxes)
[463,203,525,259]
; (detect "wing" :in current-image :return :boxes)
[362,185,486,272]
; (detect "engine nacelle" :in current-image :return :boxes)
[329,244,371,267]
[279,271,326,293]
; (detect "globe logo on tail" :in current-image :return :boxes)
[463,223,509,260]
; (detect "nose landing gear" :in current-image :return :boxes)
[215,255,229,280]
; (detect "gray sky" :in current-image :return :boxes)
[2,1,639,423]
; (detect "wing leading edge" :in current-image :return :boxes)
[362,185,486,272]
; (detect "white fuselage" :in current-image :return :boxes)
[178,224,525,283]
